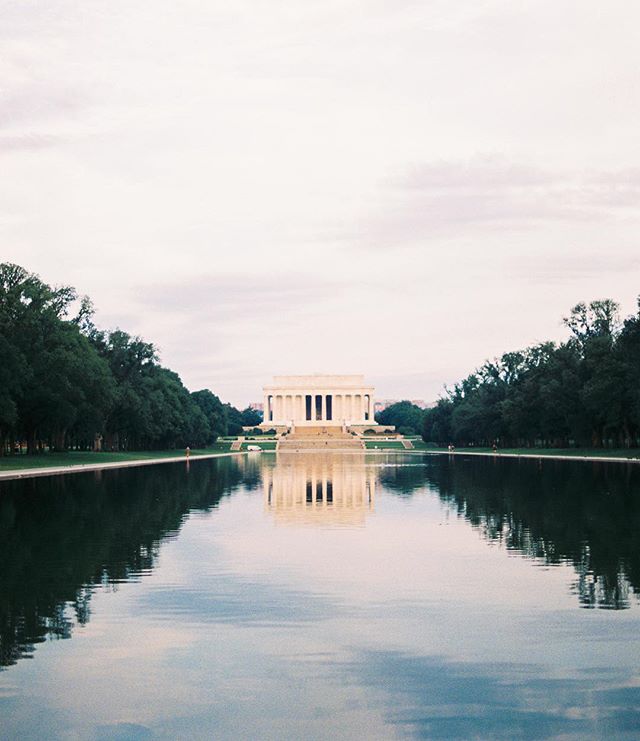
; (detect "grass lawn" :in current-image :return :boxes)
[239,441,277,451]
[0,445,235,472]
[364,440,408,450]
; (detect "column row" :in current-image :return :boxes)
[264,393,375,423]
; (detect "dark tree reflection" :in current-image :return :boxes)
[378,463,432,495]
[0,457,253,669]
[418,456,640,610]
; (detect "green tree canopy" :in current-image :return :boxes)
[376,401,425,434]
[0,263,233,454]
[423,298,640,449]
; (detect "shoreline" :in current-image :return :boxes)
[3,446,639,482]
[0,451,247,482]
[419,449,640,464]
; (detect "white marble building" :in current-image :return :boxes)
[261,374,377,429]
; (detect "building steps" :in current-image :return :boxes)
[277,437,364,450]
[289,426,348,438]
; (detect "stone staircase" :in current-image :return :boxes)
[278,427,364,451]
[289,426,344,437]
[401,439,414,449]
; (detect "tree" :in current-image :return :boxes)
[563,299,620,347]
[240,406,262,427]
[224,404,244,436]
[0,263,115,453]
[376,401,425,435]
[191,390,228,441]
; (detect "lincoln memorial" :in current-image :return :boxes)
[261,374,377,431]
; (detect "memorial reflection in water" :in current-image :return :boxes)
[262,452,375,526]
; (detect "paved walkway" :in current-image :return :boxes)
[0,451,246,482]
[421,450,640,464]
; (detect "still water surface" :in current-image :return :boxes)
[1,452,639,740]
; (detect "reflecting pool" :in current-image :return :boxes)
[1,452,640,739]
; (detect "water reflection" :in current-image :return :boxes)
[262,452,375,526]
[344,649,640,739]
[421,456,640,610]
[1,451,639,680]
[0,457,256,669]
[1,453,640,739]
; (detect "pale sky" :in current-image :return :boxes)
[2,1,639,406]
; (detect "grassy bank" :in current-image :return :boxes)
[364,440,408,450]
[0,445,233,472]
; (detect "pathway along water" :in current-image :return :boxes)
[0,451,245,482]
[424,449,640,464]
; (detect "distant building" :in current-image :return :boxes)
[248,402,264,412]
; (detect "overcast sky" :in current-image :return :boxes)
[2,1,639,406]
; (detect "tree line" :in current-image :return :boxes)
[423,298,640,449]
[0,263,261,455]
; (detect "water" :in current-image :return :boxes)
[1,452,639,740]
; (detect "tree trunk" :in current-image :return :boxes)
[26,430,37,455]
[52,428,67,452]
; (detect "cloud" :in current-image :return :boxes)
[135,274,343,321]
[398,158,557,190]
[0,133,58,154]
[513,252,640,286]
[124,274,349,393]
[0,84,86,129]
[351,157,640,248]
